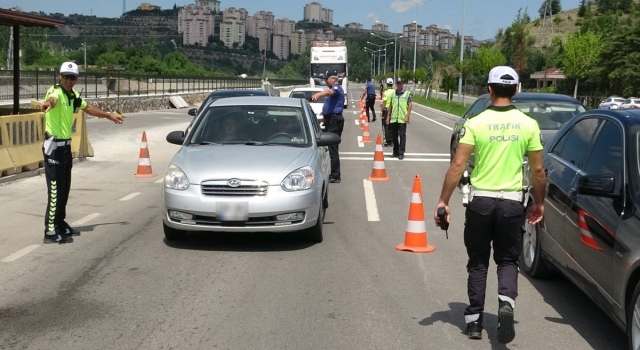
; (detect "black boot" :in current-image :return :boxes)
[466,321,483,340]
[497,301,515,344]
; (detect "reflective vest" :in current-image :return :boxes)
[389,90,410,123]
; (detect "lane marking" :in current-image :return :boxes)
[356,136,364,148]
[341,152,448,156]
[354,119,360,126]
[71,213,100,226]
[412,111,454,130]
[1,245,40,263]
[119,192,141,201]
[342,157,450,162]
[363,179,380,222]
[155,178,164,184]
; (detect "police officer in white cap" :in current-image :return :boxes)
[434,66,546,344]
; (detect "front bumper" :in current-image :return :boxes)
[162,184,321,232]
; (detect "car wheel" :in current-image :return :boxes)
[628,281,640,350]
[520,202,553,278]
[163,222,187,241]
[305,196,325,243]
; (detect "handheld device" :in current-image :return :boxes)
[437,207,449,239]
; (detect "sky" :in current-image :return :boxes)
[3,0,582,41]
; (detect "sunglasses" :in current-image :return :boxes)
[62,75,78,81]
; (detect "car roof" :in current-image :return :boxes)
[209,96,303,107]
[291,87,326,92]
[476,92,583,104]
[583,109,640,127]
[207,89,269,97]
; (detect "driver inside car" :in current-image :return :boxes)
[275,115,304,143]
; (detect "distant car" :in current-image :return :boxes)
[288,87,328,129]
[521,108,640,347]
[620,98,640,109]
[450,93,587,170]
[598,96,626,110]
[188,89,270,118]
[162,96,341,243]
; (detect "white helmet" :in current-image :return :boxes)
[386,78,394,85]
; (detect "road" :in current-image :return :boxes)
[0,85,627,350]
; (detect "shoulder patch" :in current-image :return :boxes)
[459,127,466,138]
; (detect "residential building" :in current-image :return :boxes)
[258,26,272,52]
[304,2,332,23]
[246,11,274,37]
[137,3,161,10]
[346,22,363,29]
[291,29,308,55]
[274,18,296,36]
[403,23,423,45]
[307,29,334,42]
[372,22,388,32]
[223,7,248,22]
[178,5,215,46]
[321,7,333,23]
[273,34,290,60]
[195,0,220,13]
[220,18,245,48]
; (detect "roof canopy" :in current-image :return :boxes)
[0,8,65,28]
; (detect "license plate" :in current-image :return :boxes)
[216,202,248,221]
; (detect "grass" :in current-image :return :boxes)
[412,95,468,117]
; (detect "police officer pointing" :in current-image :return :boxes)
[311,70,344,183]
[433,66,546,344]
[39,61,123,244]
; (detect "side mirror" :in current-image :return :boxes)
[166,131,185,145]
[577,175,618,198]
[317,132,341,147]
[188,108,197,116]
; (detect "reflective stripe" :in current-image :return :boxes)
[406,220,426,233]
[411,192,422,203]
[375,144,383,151]
[140,142,148,149]
[139,158,151,166]
[465,314,480,323]
[498,295,515,308]
[373,161,385,169]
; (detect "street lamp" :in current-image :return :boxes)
[364,48,376,76]
[368,41,391,76]
[394,34,403,83]
[364,47,382,76]
[458,0,466,104]
[412,21,417,75]
[370,32,392,75]
[80,42,87,72]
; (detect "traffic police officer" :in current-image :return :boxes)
[433,66,546,344]
[387,78,412,160]
[312,70,344,183]
[39,61,124,244]
[360,77,377,122]
[380,78,395,147]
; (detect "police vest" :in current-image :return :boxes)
[458,106,543,192]
[44,84,85,140]
[389,90,411,123]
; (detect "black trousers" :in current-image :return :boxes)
[365,94,376,121]
[324,113,344,180]
[463,197,525,321]
[389,122,406,156]
[381,109,391,145]
[43,144,73,234]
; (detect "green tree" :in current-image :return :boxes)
[95,51,127,67]
[22,42,41,66]
[562,31,603,97]
[474,46,507,80]
[578,0,587,16]
[539,0,562,18]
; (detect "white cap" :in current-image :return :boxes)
[59,61,79,76]
[386,78,394,85]
[487,66,519,85]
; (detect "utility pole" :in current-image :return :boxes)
[457,0,466,103]
[83,42,87,72]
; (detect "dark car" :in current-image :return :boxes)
[188,89,271,117]
[450,93,587,168]
[522,109,640,348]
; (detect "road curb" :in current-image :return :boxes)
[0,157,87,185]
[413,102,461,122]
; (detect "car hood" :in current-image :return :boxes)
[172,145,314,185]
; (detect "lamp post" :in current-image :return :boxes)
[457,0,466,104]
[80,42,87,72]
[393,34,403,83]
[368,41,392,76]
[364,47,381,75]
[412,20,417,75]
[371,30,392,75]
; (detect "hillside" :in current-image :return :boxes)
[527,7,582,48]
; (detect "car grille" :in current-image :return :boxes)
[201,179,269,197]
[188,215,303,227]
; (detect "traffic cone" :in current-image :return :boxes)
[362,121,372,143]
[396,175,436,253]
[360,113,366,130]
[368,134,390,182]
[134,131,156,178]
[578,210,604,251]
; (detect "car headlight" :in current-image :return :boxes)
[164,164,190,190]
[281,166,314,191]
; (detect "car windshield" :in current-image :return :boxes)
[512,100,586,130]
[615,98,626,103]
[290,91,326,103]
[189,105,311,146]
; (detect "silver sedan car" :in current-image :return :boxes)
[162,96,341,242]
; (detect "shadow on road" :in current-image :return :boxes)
[163,231,317,252]
[418,302,512,349]
[74,222,129,233]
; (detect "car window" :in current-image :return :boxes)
[551,117,601,167]
[304,101,321,136]
[582,120,624,193]
[190,105,311,146]
[464,98,488,120]
[615,98,626,103]
[290,90,327,103]
[604,98,611,103]
[513,100,586,130]
[634,100,640,104]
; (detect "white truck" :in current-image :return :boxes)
[309,40,349,109]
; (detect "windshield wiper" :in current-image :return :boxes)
[197,141,220,145]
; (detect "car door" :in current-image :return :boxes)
[451,97,489,166]
[564,118,623,306]
[305,102,330,180]
[543,117,601,266]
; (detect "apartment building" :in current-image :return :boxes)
[346,22,363,29]
[137,3,161,10]
[291,30,308,55]
[220,17,245,48]
[178,5,215,46]
[223,7,248,22]
[372,22,388,32]
[273,34,290,60]
[402,23,423,44]
[195,0,220,13]
[304,2,332,23]
[246,11,275,51]
[307,29,334,42]
[274,18,296,36]
[258,26,272,52]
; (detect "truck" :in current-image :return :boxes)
[309,40,349,109]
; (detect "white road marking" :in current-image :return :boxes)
[119,192,141,201]
[412,111,454,130]
[357,136,364,148]
[354,119,360,126]
[363,179,380,222]
[341,152,448,156]
[353,111,357,115]
[71,213,100,226]
[341,157,450,162]
[155,178,164,184]
[1,245,40,263]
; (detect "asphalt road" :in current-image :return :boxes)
[0,85,627,350]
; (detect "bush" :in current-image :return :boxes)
[554,16,562,24]
[568,14,572,20]
[575,19,583,26]
[533,18,541,27]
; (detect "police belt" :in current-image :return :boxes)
[54,139,71,146]
[470,190,523,202]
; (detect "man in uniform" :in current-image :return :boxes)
[380,78,395,147]
[39,61,124,244]
[360,77,377,122]
[312,71,344,183]
[387,78,412,160]
[433,66,546,344]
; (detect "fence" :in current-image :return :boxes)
[1,70,308,101]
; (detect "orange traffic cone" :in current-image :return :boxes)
[360,113,366,130]
[362,121,372,143]
[368,134,390,182]
[134,131,156,178]
[396,175,436,253]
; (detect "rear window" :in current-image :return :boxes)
[512,100,586,130]
[290,90,326,103]
[624,99,632,104]
[615,98,626,103]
